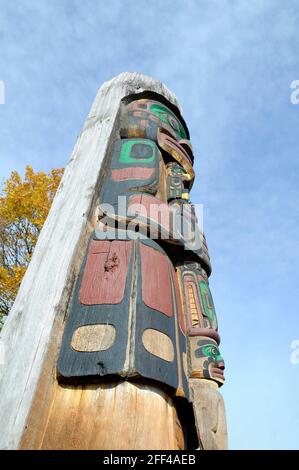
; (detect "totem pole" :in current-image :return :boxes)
[0,73,227,450]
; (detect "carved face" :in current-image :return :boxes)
[121,99,195,184]
[166,162,190,201]
[194,337,225,385]
[121,98,188,141]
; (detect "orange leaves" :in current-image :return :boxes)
[0,166,64,327]
[0,265,27,311]
[0,165,64,231]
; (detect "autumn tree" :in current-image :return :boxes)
[0,166,64,329]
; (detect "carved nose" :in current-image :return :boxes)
[217,361,225,371]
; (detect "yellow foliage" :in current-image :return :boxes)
[0,166,64,328]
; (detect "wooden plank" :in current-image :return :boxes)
[0,72,182,449]
[21,381,185,450]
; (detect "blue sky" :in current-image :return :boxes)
[1,0,299,449]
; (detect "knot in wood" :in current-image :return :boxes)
[104,252,119,273]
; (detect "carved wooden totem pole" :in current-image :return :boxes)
[0,73,227,450]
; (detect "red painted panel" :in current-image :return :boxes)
[140,244,172,317]
[132,110,144,117]
[111,167,154,181]
[89,240,111,254]
[80,240,132,305]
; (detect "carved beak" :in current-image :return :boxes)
[157,128,195,187]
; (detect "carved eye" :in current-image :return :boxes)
[202,344,219,359]
[131,143,153,159]
[168,115,179,131]
[149,103,187,139]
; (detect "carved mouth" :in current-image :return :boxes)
[211,367,225,380]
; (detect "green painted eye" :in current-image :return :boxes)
[149,104,187,139]
[119,139,156,163]
[173,167,185,175]
[202,344,222,361]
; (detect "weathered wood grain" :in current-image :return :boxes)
[142,328,174,362]
[0,72,182,450]
[140,242,172,317]
[71,324,116,352]
[190,379,228,450]
[21,381,185,450]
[79,240,132,305]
